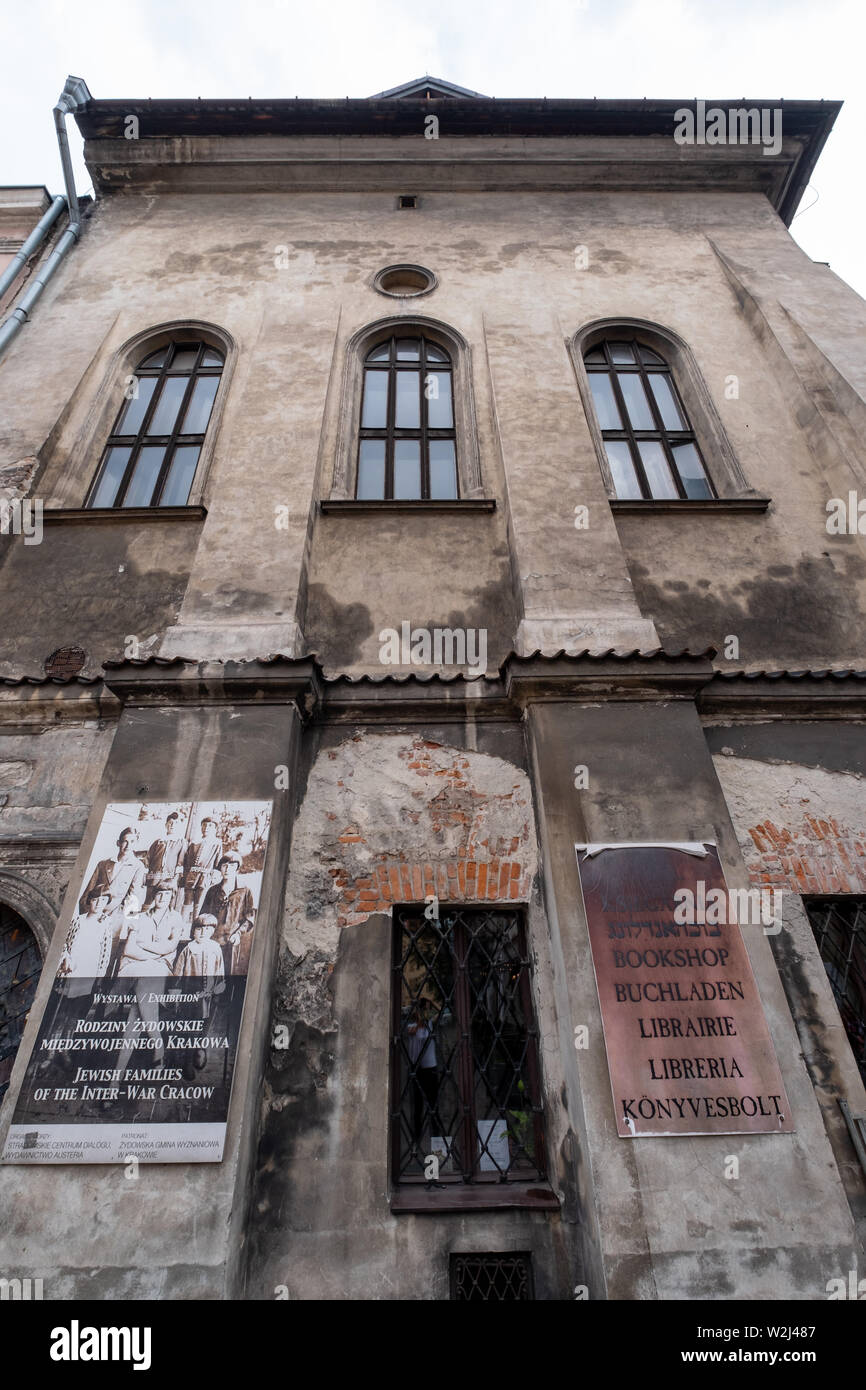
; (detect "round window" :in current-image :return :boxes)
[373,264,437,298]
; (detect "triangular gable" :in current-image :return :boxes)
[369,75,488,99]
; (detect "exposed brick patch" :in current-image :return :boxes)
[284,735,537,948]
[44,646,87,678]
[746,817,866,896]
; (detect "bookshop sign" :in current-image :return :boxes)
[575,841,793,1137]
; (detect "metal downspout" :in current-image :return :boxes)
[0,194,66,302]
[0,75,91,361]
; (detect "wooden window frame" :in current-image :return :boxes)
[85,341,224,510]
[584,337,715,501]
[571,318,757,504]
[357,335,458,500]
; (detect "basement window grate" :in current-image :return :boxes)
[450,1253,533,1301]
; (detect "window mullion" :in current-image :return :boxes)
[605,362,651,499]
[386,338,396,499]
[641,362,688,500]
[420,340,429,498]
[151,359,200,505]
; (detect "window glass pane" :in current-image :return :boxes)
[361,370,388,429]
[115,376,158,436]
[637,441,679,499]
[608,341,635,363]
[426,343,449,363]
[200,349,223,366]
[159,446,200,506]
[148,376,189,435]
[367,343,390,362]
[167,347,200,372]
[648,373,686,430]
[90,447,132,507]
[396,339,421,361]
[121,446,166,507]
[639,345,665,365]
[583,348,606,365]
[617,372,655,430]
[395,370,421,429]
[671,442,713,498]
[180,375,219,435]
[394,439,421,498]
[588,373,623,431]
[429,440,458,499]
[426,372,453,428]
[357,440,385,498]
[138,349,167,369]
[605,440,642,499]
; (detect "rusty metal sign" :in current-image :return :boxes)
[575,842,793,1137]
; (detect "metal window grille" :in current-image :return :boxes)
[0,905,43,1100]
[86,340,224,509]
[584,336,715,500]
[450,1253,534,1301]
[391,905,545,1185]
[804,896,866,1085]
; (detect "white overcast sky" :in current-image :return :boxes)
[2,0,864,296]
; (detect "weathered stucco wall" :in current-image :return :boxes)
[0,185,864,673]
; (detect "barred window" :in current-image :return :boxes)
[0,905,43,1101]
[450,1253,534,1301]
[804,897,866,1085]
[357,336,458,500]
[87,341,224,508]
[391,905,545,1188]
[583,337,714,501]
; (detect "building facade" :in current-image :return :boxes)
[0,76,864,1300]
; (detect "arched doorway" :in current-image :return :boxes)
[0,903,43,1101]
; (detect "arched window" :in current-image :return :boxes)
[583,337,714,501]
[356,335,458,500]
[0,904,43,1101]
[86,341,225,508]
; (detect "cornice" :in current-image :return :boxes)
[0,658,862,726]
